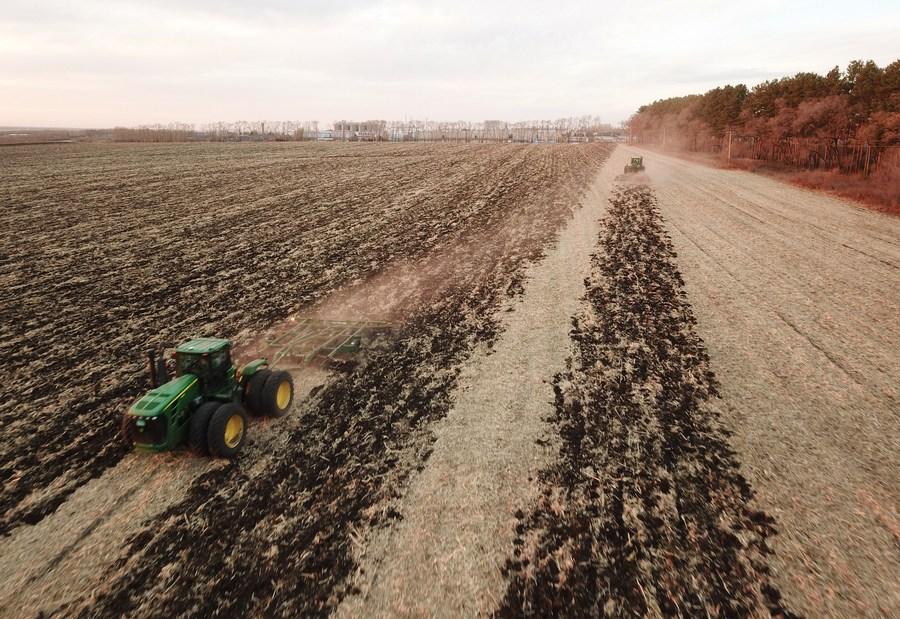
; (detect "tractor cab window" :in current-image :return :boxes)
[177,353,208,378]
[210,349,230,371]
[208,348,231,391]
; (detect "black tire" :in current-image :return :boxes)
[120,414,134,448]
[260,370,294,418]
[244,368,271,416]
[189,401,221,455]
[207,403,249,458]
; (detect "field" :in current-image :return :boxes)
[1,142,898,617]
[0,141,609,615]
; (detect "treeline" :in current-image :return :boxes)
[629,60,900,210]
[111,117,624,144]
[630,59,900,146]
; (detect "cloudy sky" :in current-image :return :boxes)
[1,0,897,128]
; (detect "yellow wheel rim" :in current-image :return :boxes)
[224,414,244,448]
[276,380,292,410]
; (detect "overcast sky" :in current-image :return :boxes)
[1,0,897,128]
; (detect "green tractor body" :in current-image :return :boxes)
[624,156,645,174]
[122,338,293,458]
[127,373,201,452]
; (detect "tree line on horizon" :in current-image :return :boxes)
[628,59,900,147]
[110,116,624,143]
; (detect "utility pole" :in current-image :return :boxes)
[727,130,733,161]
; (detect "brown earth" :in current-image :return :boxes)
[628,147,900,617]
[0,141,606,537]
[0,141,612,617]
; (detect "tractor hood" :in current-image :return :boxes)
[129,374,198,417]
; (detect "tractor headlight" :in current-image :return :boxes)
[126,415,167,445]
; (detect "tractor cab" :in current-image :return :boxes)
[624,156,645,174]
[175,338,234,395]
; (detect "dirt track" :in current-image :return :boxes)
[628,147,900,617]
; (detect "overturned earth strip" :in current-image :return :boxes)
[0,141,608,536]
[495,185,794,617]
[59,146,614,617]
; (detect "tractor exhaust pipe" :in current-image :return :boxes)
[157,353,169,385]
[147,349,170,388]
[147,350,159,387]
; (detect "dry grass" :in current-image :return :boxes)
[723,158,900,215]
[642,146,900,617]
[636,144,900,215]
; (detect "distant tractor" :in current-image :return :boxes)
[121,338,293,458]
[624,156,645,174]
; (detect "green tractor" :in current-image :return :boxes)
[121,338,294,458]
[624,156,645,174]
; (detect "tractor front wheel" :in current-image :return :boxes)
[189,401,221,454]
[207,403,249,458]
[261,370,294,417]
[120,414,134,448]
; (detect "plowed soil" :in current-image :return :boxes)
[0,141,612,617]
[0,141,607,536]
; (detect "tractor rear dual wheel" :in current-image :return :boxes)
[246,369,294,417]
[261,370,294,417]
